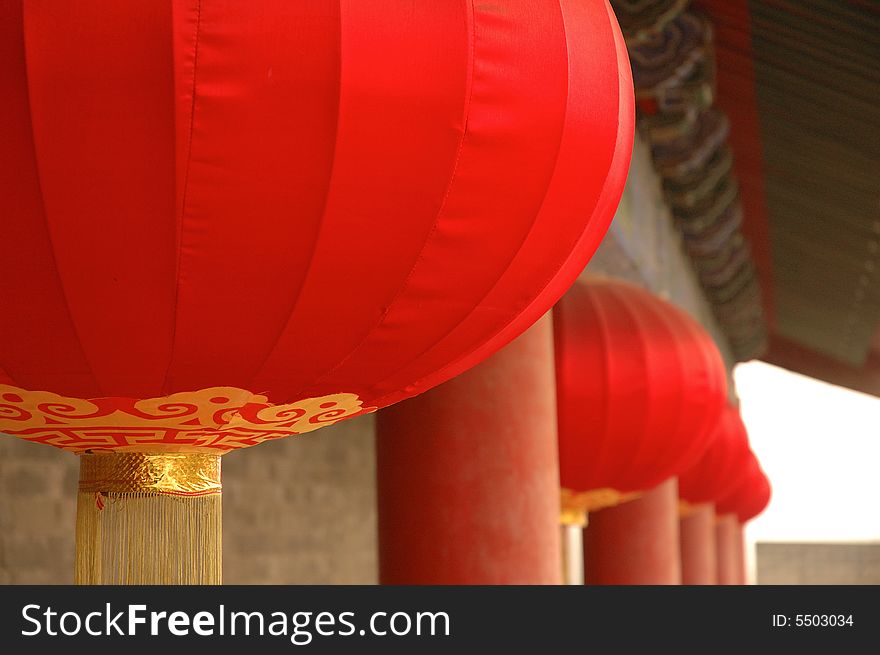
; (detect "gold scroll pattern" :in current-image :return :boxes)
[0,385,374,454]
[560,487,643,516]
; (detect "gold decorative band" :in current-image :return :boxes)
[561,487,641,515]
[0,383,373,454]
[679,500,714,518]
[79,452,222,497]
[560,507,588,527]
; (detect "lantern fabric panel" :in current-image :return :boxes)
[554,278,728,504]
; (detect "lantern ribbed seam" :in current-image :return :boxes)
[162,0,203,394]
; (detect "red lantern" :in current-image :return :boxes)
[554,278,728,513]
[678,403,752,506]
[1,0,634,583]
[717,453,771,523]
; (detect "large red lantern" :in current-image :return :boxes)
[1,1,634,583]
[554,278,728,513]
[553,278,727,584]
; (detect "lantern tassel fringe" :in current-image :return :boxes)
[74,452,222,585]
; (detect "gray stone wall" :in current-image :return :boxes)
[0,437,76,583]
[222,414,377,584]
[757,542,880,585]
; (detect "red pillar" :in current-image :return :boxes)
[583,478,682,585]
[679,504,718,585]
[735,522,748,584]
[715,514,740,584]
[376,315,561,584]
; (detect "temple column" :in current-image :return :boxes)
[679,503,717,585]
[376,315,561,584]
[715,513,740,584]
[735,522,748,584]
[583,478,682,585]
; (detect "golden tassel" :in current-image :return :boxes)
[74,452,222,585]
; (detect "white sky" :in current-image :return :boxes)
[734,361,880,545]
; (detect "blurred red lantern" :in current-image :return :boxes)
[679,403,752,506]
[554,279,728,513]
[0,0,634,584]
[717,452,771,523]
